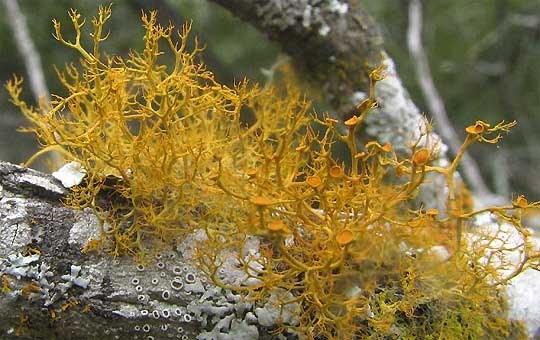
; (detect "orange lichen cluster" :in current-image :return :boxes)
[6,6,540,339]
[1,275,11,294]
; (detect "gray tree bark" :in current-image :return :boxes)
[0,161,279,340]
[209,0,383,113]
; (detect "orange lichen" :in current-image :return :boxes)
[60,298,80,312]
[1,275,11,293]
[81,239,101,254]
[412,148,430,167]
[48,309,58,320]
[514,195,529,209]
[354,151,366,159]
[20,281,41,298]
[15,312,29,337]
[250,196,274,207]
[246,168,258,178]
[381,143,392,153]
[329,165,345,178]
[267,220,289,233]
[344,115,359,126]
[21,246,41,257]
[325,117,339,125]
[356,98,372,113]
[336,229,354,245]
[466,121,489,134]
[370,62,388,81]
[6,6,537,340]
[426,208,439,216]
[306,175,323,188]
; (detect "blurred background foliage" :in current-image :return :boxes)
[0,0,538,199]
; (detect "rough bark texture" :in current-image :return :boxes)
[210,0,383,113]
[0,162,287,340]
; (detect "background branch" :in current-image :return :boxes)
[2,0,62,167]
[406,0,490,196]
[2,0,50,106]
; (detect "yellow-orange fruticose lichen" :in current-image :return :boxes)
[344,115,360,126]
[1,275,11,293]
[306,175,323,188]
[250,196,274,206]
[295,144,309,152]
[356,98,372,113]
[5,6,539,340]
[246,168,258,178]
[426,208,439,216]
[514,195,529,208]
[267,220,290,233]
[466,121,489,134]
[325,117,339,125]
[329,165,345,178]
[354,151,366,159]
[381,143,392,153]
[336,229,354,245]
[412,148,430,167]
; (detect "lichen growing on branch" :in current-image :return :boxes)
[5,5,540,339]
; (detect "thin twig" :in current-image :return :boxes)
[2,0,62,167]
[407,0,490,196]
[2,0,50,106]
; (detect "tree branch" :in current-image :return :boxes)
[2,159,539,337]
[208,0,384,112]
[406,0,490,196]
[2,0,50,107]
